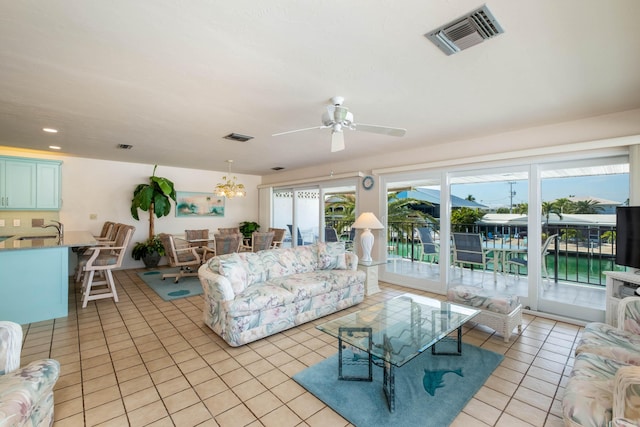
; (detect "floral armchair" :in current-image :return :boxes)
[0,321,60,427]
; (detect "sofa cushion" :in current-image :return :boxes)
[218,252,267,295]
[227,284,296,315]
[317,242,347,270]
[311,270,366,291]
[266,274,331,301]
[576,322,640,364]
[293,245,319,273]
[259,248,301,279]
[447,285,520,315]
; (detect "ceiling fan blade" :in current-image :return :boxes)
[355,123,406,137]
[331,131,345,152]
[272,126,326,137]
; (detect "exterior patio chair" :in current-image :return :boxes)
[452,232,492,286]
[158,233,201,283]
[287,224,304,246]
[416,227,439,264]
[505,234,558,284]
[324,227,339,242]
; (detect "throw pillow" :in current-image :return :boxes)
[318,241,347,270]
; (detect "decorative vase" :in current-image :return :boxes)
[142,251,161,268]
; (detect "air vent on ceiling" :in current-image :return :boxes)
[425,5,504,56]
[117,144,133,149]
[223,133,254,142]
[271,166,285,171]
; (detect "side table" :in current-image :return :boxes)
[357,261,385,296]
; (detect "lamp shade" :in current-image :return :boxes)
[352,212,384,230]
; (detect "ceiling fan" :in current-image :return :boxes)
[272,96,406,152]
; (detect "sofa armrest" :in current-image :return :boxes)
[345,252,358,270]
[0,359,60,426]
[197,263,236,301]
[613,365,640,421]
[618,297,640,334]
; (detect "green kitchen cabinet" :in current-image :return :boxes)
[0,156,61,210]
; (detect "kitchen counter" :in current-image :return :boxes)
[0,230,97,250]
[0,230,96,324]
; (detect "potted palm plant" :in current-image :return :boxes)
[130,165,176,267]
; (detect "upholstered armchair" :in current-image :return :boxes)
[0,321,60,427]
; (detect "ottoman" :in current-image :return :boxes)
[447,285,522,342]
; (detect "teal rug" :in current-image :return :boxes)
[137,268,203,301]
[293,341,503,427]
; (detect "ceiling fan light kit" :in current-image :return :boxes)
[272,96,406,152]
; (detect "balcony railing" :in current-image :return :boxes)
[383,221,623,287]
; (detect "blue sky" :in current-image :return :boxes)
[451,174,629,209]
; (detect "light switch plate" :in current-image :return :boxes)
[90,213,98,220]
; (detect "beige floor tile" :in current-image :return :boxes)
[127,400,169,427]
[204,389,242,416]
[304,406,347,427]
[123,386,161,412]
[260,404,303,427]
[287,392,325,420]
[214,404,257,427]
[170,402,212,426]
[84,399,126,427]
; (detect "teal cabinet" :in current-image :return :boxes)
[0,246,68,324]
[0,156,61,210]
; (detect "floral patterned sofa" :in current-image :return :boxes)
[563,297,640,426]
[0,321,60,427]
[198,242,366,347]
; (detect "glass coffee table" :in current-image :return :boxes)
[316,293,480,412]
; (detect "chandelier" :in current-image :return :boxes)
[215,160,246,198]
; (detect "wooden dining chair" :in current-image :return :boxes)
[268,227,286,248]
[158,233,201,283]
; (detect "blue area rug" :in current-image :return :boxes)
[293,341,503,427]
[137,269,203,301]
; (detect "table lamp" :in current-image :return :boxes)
[352,212,384,264]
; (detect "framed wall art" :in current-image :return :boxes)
[175,191,225,217]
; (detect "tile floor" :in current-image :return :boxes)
[18,269,581,426]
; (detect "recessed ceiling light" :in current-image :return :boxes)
[49,145,61,150]
[42,128,58,133]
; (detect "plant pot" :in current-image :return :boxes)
[142,251,161,268]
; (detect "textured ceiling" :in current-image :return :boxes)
[1,0,639,175]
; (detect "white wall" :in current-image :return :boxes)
[0,147,261,269]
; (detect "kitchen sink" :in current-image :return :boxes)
[16,235,58,240]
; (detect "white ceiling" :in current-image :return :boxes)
[1,0,640,176]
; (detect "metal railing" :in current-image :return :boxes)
[383,221,622,287]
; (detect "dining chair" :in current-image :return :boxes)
[79,224,135,308]
[244,231,275,252]
[505,234,558,284]
[268,227,286,248]
[75,222,125,282]
[94,221,115,241]
[416,227,439,264]
[158,233,201,282]
[203,233,242,260]
[218,227,240,235]
[185,229,211,258]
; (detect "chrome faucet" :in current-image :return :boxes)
[42,220,63,238]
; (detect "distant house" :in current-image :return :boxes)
[394,188,487,218]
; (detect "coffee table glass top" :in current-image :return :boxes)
[317,293,480,367]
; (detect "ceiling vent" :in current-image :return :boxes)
[271,166,285,171]
[223,133,254,142]
[425,5,504,56]
[117,144,133,149]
